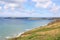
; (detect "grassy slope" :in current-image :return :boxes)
[8,20,60,40]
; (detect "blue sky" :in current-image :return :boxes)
[0,0,60,17]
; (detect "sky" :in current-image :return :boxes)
[0,0,60,17]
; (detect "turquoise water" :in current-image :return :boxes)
[0,19,53,40]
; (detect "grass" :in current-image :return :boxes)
[8,20,60,40]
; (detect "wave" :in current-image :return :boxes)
[25,29,31,31]
[5,32,24,39]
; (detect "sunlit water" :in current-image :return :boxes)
[0,19,53,40]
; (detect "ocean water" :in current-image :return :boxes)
[0,19,53,40]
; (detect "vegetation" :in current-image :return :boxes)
[8,20,60,40]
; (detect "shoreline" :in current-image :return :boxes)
[5,21,52,40]
[5,32,24,40]
[5,28,33,39]
[5,24,48,40]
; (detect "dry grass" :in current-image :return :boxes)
[8,20,60,40]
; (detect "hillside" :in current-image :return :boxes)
[8,20,60,40]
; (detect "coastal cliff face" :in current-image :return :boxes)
[8,20,60,40]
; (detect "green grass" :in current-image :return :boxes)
[18,26,60,40]
[9,26,60,40]
[8,20,60,40]
[21,26,60,35]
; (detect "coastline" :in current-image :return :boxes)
[5,32,24,40]
[5,24,48,40]
[5,20,54,40]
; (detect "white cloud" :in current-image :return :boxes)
[50,3,60,13]
[0,6,2,10]
[14,0,27,3]
[0,0,27,10]
[0,12,30,17]
[0,1,5,4]
[32,0,50,2]
[35,1,52,8]
[0,0,27,3]
[32,0,60,13]
[32,0,52,8]
[4,3,19,10]
[0,0,29,17]
[0,0,60,17]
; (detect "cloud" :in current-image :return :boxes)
[49,3,60,13]
[0,10,31,17]
[0,0,60,17]
[0,0,29,17]
[4,3,19,10]
[14,0,27,3]
[0,6,2,10]
[0,0,27,10]
[32,0,60,13]
[32,0,52,8]
[0,0,27,3]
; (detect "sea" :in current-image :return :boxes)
[0,18,53,40]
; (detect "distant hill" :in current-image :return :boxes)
[8,20,60,40]
[0,17,60,20]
